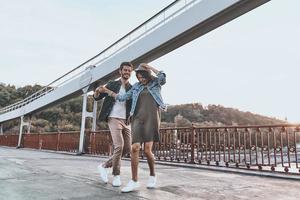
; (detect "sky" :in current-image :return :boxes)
[0,0,299,123]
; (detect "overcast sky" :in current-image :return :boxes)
[0,0,299,123]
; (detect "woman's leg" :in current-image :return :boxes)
[131,143,140,181]
[144,141,155,176]
[121,142,140,193]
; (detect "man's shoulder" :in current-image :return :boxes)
[107,79,134,89]
[108,79,120,84]
[107,80,121,87]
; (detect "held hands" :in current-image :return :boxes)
[94,85,115,98]
[95,85,106,93]
[94,85,117,98]
[94,85,112,97]
[94,85,104,98]
[100,86,115,97]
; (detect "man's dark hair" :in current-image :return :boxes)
[119,62,133,70]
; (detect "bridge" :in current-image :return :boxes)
[0,0,271,149]
[1,0,300,184]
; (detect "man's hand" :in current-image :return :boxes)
[96,86,106,93]
[94,85,106,98]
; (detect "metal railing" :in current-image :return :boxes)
[155,124,300,173]
[0,0,201,115]
[1,124,299,174]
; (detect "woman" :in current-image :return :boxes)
[102,63,166,193]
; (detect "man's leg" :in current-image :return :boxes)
[98,118,123,183]
[107,118,124,176]
[121,121,131,157]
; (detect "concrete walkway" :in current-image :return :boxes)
[0,147,299,200]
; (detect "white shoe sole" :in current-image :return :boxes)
[147,186,156,189]
[112,183,121,187]
[121,185,139,192]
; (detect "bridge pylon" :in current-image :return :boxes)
[78,87,98,154]
[17,115,31,148]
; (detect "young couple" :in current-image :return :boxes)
[93,61,166,192]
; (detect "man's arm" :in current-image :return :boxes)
[102,84,135,102]
[93,87,107,100]
[93,81,113,100]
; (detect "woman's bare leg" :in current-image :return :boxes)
[144,141,155,176]
[131,143,140,181]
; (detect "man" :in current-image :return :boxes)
[101,63,166,192]
[93,61,133,187]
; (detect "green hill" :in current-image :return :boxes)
[0,83,285,133]
[161,103,285,128]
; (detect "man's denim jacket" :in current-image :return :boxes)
[116,71,166,116]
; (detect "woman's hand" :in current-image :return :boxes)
[139,63,151,70]
[140,63,159,75]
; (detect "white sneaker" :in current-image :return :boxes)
[112,175,121,187]
[121,180,139,193]
[147,176,156,189]
[97,164,108,183]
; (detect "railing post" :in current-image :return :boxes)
[88,131,93,154]
[93,132,96,154]
[189,124,196,164]
[78,86,96,154]
[38,133,41,150]
[295,126,299,169]
[79,86,98,154]
[17,116,23,148]
[57,131,61,151]
[79,91,88,154]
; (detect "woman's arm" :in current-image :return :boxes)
[93,81,115,100]
[140,63,166,85]
[140,63,159,75]
[102,86,134,101]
